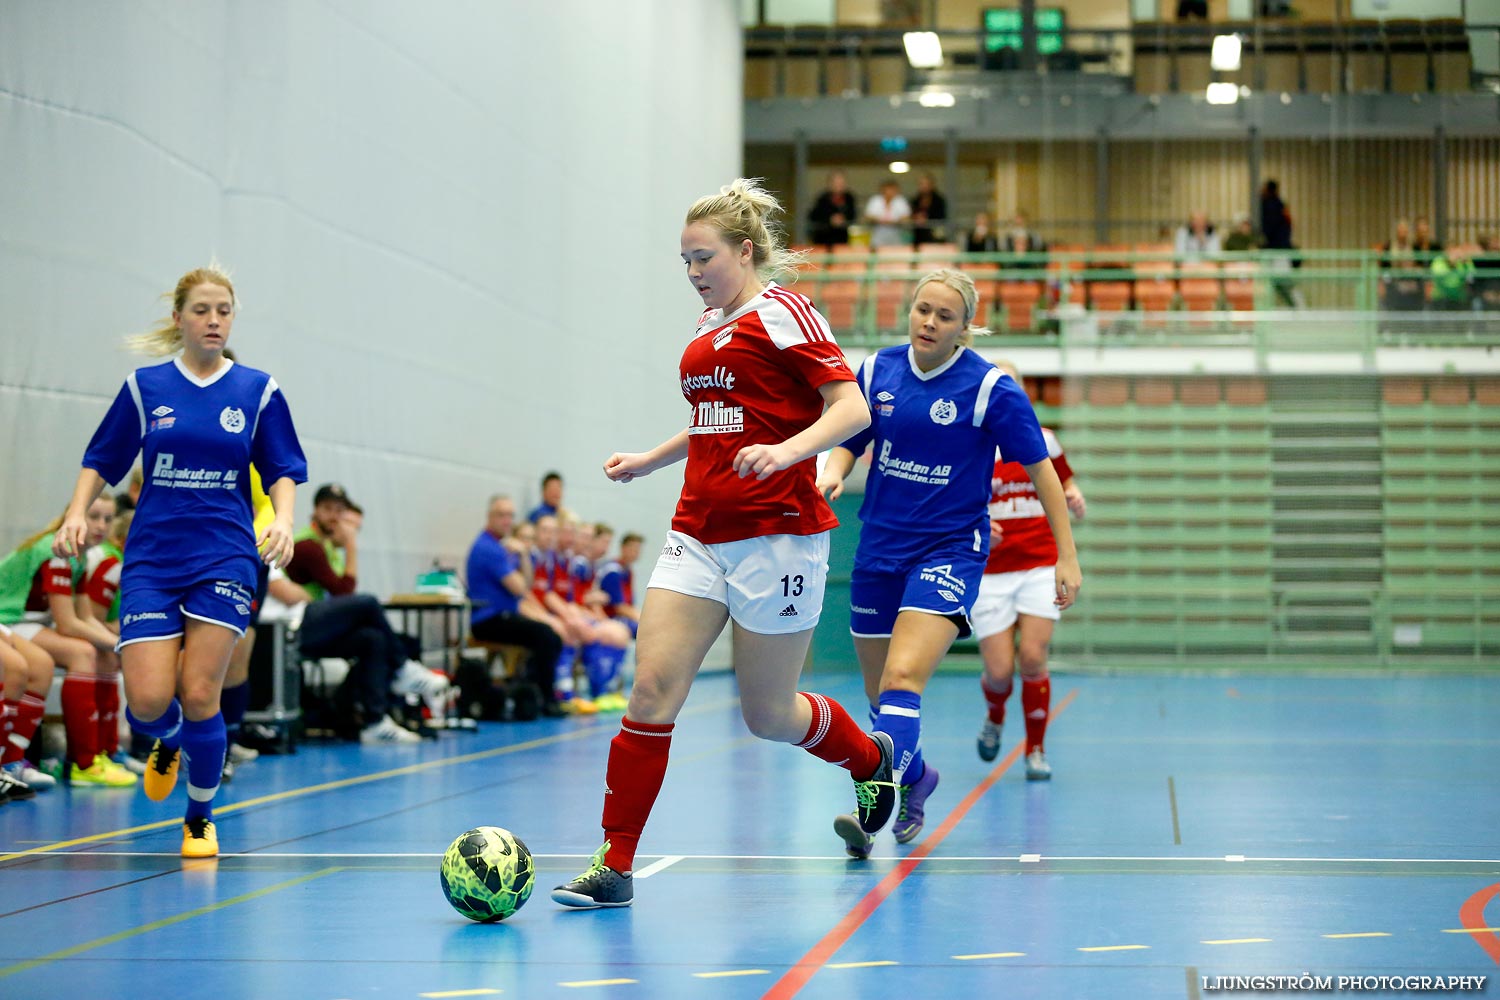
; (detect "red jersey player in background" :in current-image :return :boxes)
[552,178,883,910]
[969,360,1086,780]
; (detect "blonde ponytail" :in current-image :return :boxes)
[686,178,803,283]
[126,264,237,356]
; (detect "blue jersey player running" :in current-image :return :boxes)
[54,266,308,858]
[817,268,1081,857]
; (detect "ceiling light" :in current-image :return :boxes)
[918,91,956,108]
[903,31,944,69]
[889,161,911,174]
[1205,82,1240,105]
[1211,34,1242,72]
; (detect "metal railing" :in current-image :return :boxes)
[744,21,1499,99]
[781,247,1500,348]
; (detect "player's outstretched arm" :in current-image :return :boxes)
[1063,476,1087,520]
[605,429,691,484]
[1022,457,1082,609]
[817,446,857,500]
[735,380,870,481]
[54,468,109,558]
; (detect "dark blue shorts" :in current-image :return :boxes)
[118,571,257,648]
[849,543,986,640]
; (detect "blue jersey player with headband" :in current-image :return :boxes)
[54,265,307,858]
[817,268,1081,857]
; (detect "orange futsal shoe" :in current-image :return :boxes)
[182,817,219,858]
[143,740,181,802]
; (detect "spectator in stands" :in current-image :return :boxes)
[965,212,999,254]
[527,472,564,524]
[466,495,566,718]
[288,483,357,601]
[1259,180,1305,307]
[808,171,858,247]
[262,568,421,744]
[1380,218,1426,311]
[1429,245,1474,311]
[1472,234,1500,311]
[1412,216,1442,255]
[1003,211,1046,254]
[909,172,948,247]
[282,489,448,740]
[1222,213,1258,252]
[1174,211,1221,262]
[865,179,912,249]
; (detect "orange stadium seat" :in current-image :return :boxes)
[998,281,1044,333]
[1222,261,1256,311]
[1087,280,1132,316]
[1177,262,1222,311]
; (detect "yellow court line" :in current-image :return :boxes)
[1443,927,1500,933]
[0,866,341,980]
[1078,945,1150,952]
[827,961,898,969]
[1323,932,1391,939]
[953,952,1026,960]
[692,970,770,978]
[559,979,639,988]
[0,722,625,863]
[420,991,503,998]
[1202,938,1273,945]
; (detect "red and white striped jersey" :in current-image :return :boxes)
[671,282,856,544]
[985,427,1076,574]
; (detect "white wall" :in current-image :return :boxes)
[0,0,744,594]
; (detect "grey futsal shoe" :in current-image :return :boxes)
[552,843,634,908]
[853,731,897,834]
[977,719,1001,762]
[834,813,874,860]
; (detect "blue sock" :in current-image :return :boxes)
[220,681,250,743]
[180,714,226,823]
[875,690,925,786]
[867,704,879,729]
[586,646,625,699]
[126,700,183,749]
[555,645,577,695]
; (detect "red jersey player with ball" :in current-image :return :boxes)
[552,179,888,909]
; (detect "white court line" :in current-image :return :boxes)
[6,850,1499,864]
[632,855,685,880]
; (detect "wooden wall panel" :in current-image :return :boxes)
[1446,137,1500,244]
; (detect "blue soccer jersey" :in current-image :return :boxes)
[841,345,1048,569]
[82,358,308,584]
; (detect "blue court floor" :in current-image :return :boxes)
[2,670,1497,1000]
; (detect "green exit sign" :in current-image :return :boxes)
[983,7,1067,55]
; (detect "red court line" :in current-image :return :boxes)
[763,688,1079,1000]
[1459,882,1500,965]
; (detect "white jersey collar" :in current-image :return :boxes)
[173,355,235,388]
[907,344,966,381]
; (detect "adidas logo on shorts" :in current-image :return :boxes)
[779,604,798,617]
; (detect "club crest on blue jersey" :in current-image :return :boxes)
[219,406,246,433]
[929,398,958,425]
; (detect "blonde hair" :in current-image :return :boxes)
[127,265,237,356]
[109,510,133,548]
[912,268,990,347]
[685,178,801,283]
[993,357,1021,381]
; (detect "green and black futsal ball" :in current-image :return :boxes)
[440,826,534,922]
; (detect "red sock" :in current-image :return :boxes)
[95,673,121,757]
[601,717,674,873]
[1021,674,1050,753]
[4,693,46,766]
[795,692,881,780]
[982,677,1013,725]
[61,675,100,769]
[0,701,15,762]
